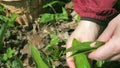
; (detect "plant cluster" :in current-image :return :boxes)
[0,5,24,68]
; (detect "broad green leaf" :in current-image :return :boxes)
[74,53,91,68]
[40,14,54,23]
[71,39,91,68]
[65,39,105,68]
[65,39,104,55]
[29,44,49,68]
[12,58,24,68]
[64,39,92,53]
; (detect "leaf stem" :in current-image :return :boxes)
[49,5,57,14]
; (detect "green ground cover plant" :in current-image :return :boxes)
[0,0,120,68]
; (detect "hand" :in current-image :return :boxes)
[89,14,120,61]
[66,20,100,68]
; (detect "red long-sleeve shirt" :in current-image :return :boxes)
[74,0,120,24]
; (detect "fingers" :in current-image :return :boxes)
[66,52,76,68]
[89,38,120,60]
[109,54,120,61]
[98,22,116,42]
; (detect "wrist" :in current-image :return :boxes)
[81,17,107,26]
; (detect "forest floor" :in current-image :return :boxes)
[0,1,77,68]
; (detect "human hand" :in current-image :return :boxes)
[66,20,100,68]
[89,14,120,61]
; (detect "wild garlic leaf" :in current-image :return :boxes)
[65,39,105,68]
[64,39,92,53]
[71,39,91,68]
[40,14,54,23]
[29,44,49,68]
[65,39,105,56]
[74,53,91,68]
[69,41,105,57]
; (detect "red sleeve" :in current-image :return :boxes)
[74,0,119,21]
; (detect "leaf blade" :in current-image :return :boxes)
[29,44,49,68]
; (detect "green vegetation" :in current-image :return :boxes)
[0,5,23,68]
[66,39,120,68]
[40,0,70,23]
[0,0,120,68]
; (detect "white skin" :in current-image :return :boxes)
[66,14,120,68]
[89,14,120,61]
[66,20,100,68]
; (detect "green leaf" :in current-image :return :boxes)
[65,39,105,55]
[76,14,81,22]
[29,44,49,68]
[0,23,8,49]
[55,8,68,20]
[43,1,65,8]
[0,5,6,12]
[64,39,92,53]
[96,61,104,68]
[50,33,59,45]
[40,14,54,23]
[0,14,17,49]
[40,8,68,23]
[0,15,9,22]
[11,58,24,68]
[8,14,17,27]
[45,33,60,50]
[94,41,105,48]
[74,53,91,68]
[6,60,12,68]
[7,48,16,59]
[71,39,91,68]
[3,54,8,61]
[65,39,105,68]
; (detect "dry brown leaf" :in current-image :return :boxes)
[0,0,43,26]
